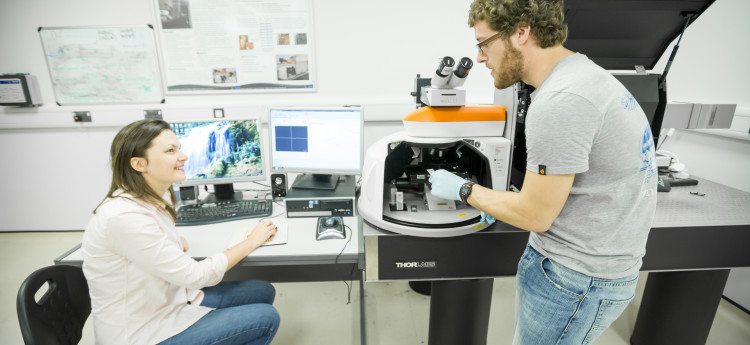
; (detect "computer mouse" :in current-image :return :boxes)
[317,216,345,240]
[317,228,345,240]
[324,217,338,227]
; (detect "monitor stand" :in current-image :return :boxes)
[201,183,244,203]
[291,173,339,190]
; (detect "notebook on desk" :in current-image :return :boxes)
[228,220,289,248]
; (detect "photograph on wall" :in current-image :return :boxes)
[295,33,307,45]
[239,35,254,50]
[277,33,290,45]
[159,0,192,29]
[213,68,238,84]
[276,55,308,81]
[154,0,315,93]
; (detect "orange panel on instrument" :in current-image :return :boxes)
[403,105,506,122]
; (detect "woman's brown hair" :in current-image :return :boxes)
[94,119,178,220]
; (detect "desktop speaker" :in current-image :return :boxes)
[271,173,287,197]
[178,186,198,201]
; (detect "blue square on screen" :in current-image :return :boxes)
[291,126,308,138]
[291,138,308,152]
[276,138,292,151]
[276,126,292,138]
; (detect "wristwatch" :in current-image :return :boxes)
[459,181,476,202]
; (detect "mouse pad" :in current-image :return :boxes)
[228,220,288,248]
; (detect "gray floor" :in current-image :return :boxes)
[3,231,750,345]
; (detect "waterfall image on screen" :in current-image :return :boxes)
[172,120,263,180]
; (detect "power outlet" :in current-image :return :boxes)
[144,109,162,120]
[73,111,92,122]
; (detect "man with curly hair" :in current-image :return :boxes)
[428,1,658,344]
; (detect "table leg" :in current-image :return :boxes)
[428,279,494,345]
[631,269,730,345]
[359,272,367,345]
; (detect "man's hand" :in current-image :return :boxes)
[481,212,496,225]
[428,169,467,201]
[468,171,574,232]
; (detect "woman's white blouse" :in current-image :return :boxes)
[82,192,228,345]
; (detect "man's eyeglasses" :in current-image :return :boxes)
[477,32,504,55]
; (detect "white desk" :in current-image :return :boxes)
[180,215,360,266]
[56,198,363,282]
[57,216,359,261]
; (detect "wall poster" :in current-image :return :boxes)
[154,0,315,93]
[38,26,164,105]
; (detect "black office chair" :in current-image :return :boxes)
[17,265,91,345]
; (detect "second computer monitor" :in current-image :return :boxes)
[269,107,363,190]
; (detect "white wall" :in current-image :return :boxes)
[0,0,493,123]
[0,0,485,231]
[652,0,750,106]
[659,129,750,192]
[1,0,749,231]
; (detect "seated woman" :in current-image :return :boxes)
[82,119,280,345]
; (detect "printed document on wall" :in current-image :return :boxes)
[38,26,164,105]
[154,0,315,93]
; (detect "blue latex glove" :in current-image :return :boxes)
[428,169,467,201]
[481,212,496,225]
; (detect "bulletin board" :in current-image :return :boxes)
[154,0,316,93]
[38,25,165,105]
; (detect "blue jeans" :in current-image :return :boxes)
[159,280,280,345]
[513,244,638,345]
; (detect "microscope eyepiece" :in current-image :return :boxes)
[431,56,456,88]
[436,56,455,77]
[453,57,473,79]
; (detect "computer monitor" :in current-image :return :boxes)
[269,107,364,190]
[170,118,266,202]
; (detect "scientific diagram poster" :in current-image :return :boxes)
[39,26,164,104]
[154,0,315,93]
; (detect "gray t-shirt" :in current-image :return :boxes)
[525,53,657,279]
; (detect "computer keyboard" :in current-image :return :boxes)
[176,199,273,226]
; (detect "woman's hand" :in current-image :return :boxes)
[224,219,278,271]
[245,219,277,248]
[180,236,190,252]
